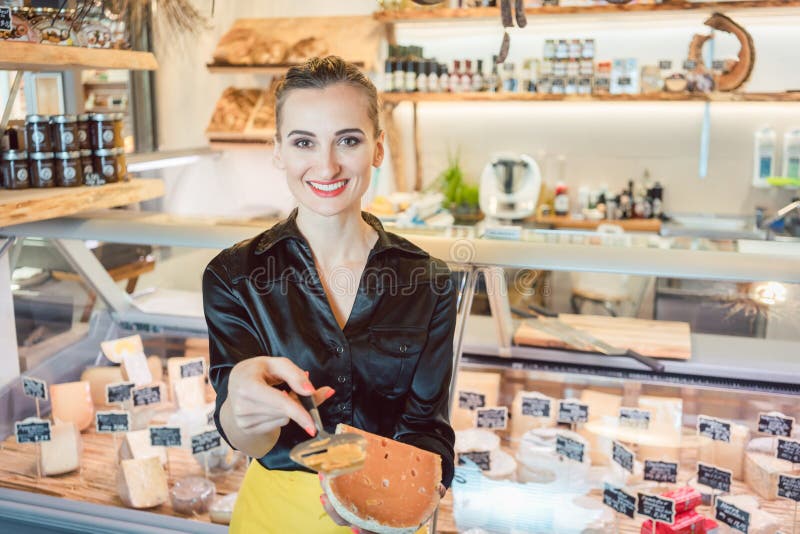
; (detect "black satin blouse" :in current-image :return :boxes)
[202,208,457,487]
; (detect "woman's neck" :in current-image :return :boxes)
[295,204,378,266]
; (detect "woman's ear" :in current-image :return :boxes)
[272,141,285,170]
[372,130,386,167]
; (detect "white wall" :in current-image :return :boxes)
[154,2,800,218]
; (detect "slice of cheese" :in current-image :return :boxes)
[121,351,153,386]
[450,371,500,431]
[698,422,750,480]
[578,389,622,466]
[117,456,169,509]
[173,376,205,410]
[323,424,441,534]
[40,422,81,476]
[80,365,124,408]
[744,448,800,500]
[510,391,556,441]
[49,381,94,431]
[118,428,168,466]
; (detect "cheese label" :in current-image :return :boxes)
[132,384,162,407]
[207,409,215,426]
[778,474,800,502]
[778,438,800,464]
[458,450,492,472]
[603,484,636,519]
[644,460,678,483]
[658,60,672,70]
[179,358,205,379]
[612,441,634,473]
[757,412,794,437]
[557,401,589,424]
[458,391,486,411]
[191,428,222,454]
[106,381,135,404]
[521,395,550,418]
[683,60,698,70]
[96,410,130,433]
[619,407,650,430]
[637,493,675,525]
[556,434,585,463]
[0,7,11,32]
[475,407,507,430]
[15,419,51,444]
[715,499,750,533]
[697,415,732,442]
[149,426,182,448]
[697,462,732,493]
[101,335,144,364]
[22,377,48,401]
[712,59,726,71]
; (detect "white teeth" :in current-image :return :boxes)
[309,180,347,192]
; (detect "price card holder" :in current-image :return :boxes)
[457,451,492,472]
[97,410,130,463]
[475,407,507,430]
[21,376,48,419]
[0,7,11,32]
[458,391,486,411]
[643,460,678,485]
[697,462,732,508]
[132,384,162,408]
[149,425,182,479]
[191,427,222,479]
[778,439,800,464]
[179,358,205,379]
[15,418,51,479]
[603,483,637,521]
[637,493,676,530]
[777,474,800,531]
[106,381,135,407]
[619,407,650,430]
[612,441,634,474]
[715,498,750,534]
[697,415,732,443]
[758,411,794,456]
[521,395,550,418]
[557,400,589,431]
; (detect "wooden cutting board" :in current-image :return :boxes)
[513,314,692,360]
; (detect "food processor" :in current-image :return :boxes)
[478,153,542,223]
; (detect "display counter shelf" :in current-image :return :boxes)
[0,42,158,72]
[380,91,800,104]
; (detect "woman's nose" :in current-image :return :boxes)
[315,148,341,180]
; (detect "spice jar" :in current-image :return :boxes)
[51,114,79,152]
[54,151,83,187]
[93,148,118,183]
[114,147,127,181]
[26,114,53,152]
[89,113,116,150]
[112,113,125,148]
[76,113,92,150]
[29,151,56,188]
[80,149,104,186]
[1,150,30,189]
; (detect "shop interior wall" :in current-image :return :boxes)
[154,3,800,219]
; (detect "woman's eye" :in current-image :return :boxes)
[293,139,312,149]
[339,136,361,147]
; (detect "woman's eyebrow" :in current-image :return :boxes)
[287,130,315,137]
[335,128,365,136]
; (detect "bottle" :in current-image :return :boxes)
[650,182,664,219]
[405,60,417,93]
[450,60,462,93]
[416,61,428,92]
[426,61,439,93]
[488,55,499,93]
[554,182,569,216]
[439,63,450,93]
[753,127,776,187]
[384,60,394,93]
[472,59,485,92]
[461,59,473,92]
[393,60,406,93]
[783,128,800,179]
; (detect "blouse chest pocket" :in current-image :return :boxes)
[364,325,428,398]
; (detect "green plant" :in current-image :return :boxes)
[431,152,480,209]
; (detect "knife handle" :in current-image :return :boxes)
[298,394,324,433]
[527,303,558,317]
[625,349,665,373]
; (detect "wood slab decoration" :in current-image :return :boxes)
[514,314,692,360]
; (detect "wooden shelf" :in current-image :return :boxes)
[0,178,164,227]
[380,91,800,103]
[533,214,662,233]
[374,0,800,23]
[206,61,364,75]
[0,41,158,72]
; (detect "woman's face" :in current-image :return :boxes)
[274,83,384,218]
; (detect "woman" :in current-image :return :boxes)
[202,56,457,533]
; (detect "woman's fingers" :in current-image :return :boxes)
[313,386,335,405]
[265,357,315,397]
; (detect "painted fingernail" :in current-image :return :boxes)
[304,371,310,377]
[319,494,325,505]
[325,389,336,399]
[305,425,316,437]
[303,381,314,393]
[318,472,323,481]
[351,528,361,533]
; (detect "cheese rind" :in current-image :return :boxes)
[40,423,81,476]
[744,447,800,500]
[49,381,94,431]
[118,428,168,466]
[117,456,169,509]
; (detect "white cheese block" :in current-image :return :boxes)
[578,390,622,466]
[450,371,501,431]
[173,376,206,410]
[638,395,683,439]
[121,351,153,386]
[698,422,750,480]
[80,365,124,408]
[717,495,780,534]
[118,428,168,466]
[117,456,169,509]
[167,356,207,402]
[40,422,82,476]
[516,428,592,492]
[744,439,800,500]
[510,391,557,441]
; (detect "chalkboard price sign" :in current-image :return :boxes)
[697,462,732,493]
[191,429,222,454]
[715,499,750,533]
[96,411,130,433]
[644,460,678,484]
[556,434,585,463]
[132,384,162,407]
[0,7,11,32]
[106,381,135,404]
[637,493,676,525]
[603,484,636,519]
[658,60,673,70]
[149,426,182,448]
[557,401,589,424]
[475,407,507,430]
[777,439,800,464]
[612,441,634,473]
[458,451,492,472]
[180,359,205,379]
[758,412,794,437]
[619,407,650,430]
[778,474,800,502]
[521,395,550,418]
[697,415,732,443]
[22,377,48,401]
[458,391,486,411]
[15,419,51,444]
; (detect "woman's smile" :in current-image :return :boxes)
[306,178,350,197]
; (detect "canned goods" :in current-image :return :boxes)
[51,114,80,152]
[93,148,118,183]
[54,150,83,187]
[29,151,56,188]
[114,147,127,181]
[77,113,92,151]
[26,114,53,152]
[89,113,117,150]
[1,150,30,189]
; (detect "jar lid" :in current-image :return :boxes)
[113,147,125,155]
[80,149,92,157]
[29,151,55,160]
[94,148,116,156]
[2,150,29,160]
[77,113,91,121]
[54,151,81,159]
[51,114,78,124]
[26,114,50,124]
[90,113,114,121]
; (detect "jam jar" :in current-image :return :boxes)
[1,150,30,189]
[80,149,103,186]
[77,113,92,151]
[89,113,116,150]
[29,151,56,188]
[51,114,79,152]
[113,113,125,148]
[26,114,53,152]
[113,147,127,181]
[54,151,84,187]
[93,148,118,183]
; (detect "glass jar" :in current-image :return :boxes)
[76,113,92,150]
[29,151,55,188]
[112,113,125,148]
[51,114,79,152]
[26,114,53,152]
[114,147,127,181]
[89,113,116,150]
[543,40,556,61]
[93,148,118,183]
[80,149,103,186]
[54,151,83,187]
[1,150,30,189]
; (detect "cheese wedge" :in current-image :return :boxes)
[167,356,207,401]
[118,428,168,466]
[121,351,153,386]
[450,371,500,431]
[40,422,82,476]
[698,422,749,480]
[173,376,206,410]
[81,365,124,408]
[117,456,169,509]
[322,424,441,534]
[49,381,94,431]
[744,438,800,499]
[578,389,622,466]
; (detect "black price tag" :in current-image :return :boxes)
[715,499,750,533]
[758,412,794,437]
[149,426,182,448]
[0,7,11,32]
[778,474,800,502]
[96,411,130,433]
[558,401,589,424]
[712,59,726,71]
[191,429,222,454]
[595,78,611,90]
[683,60,698,70]
[697,462,732,493]
[619,407,650,429]
[179,359,204,379]
[697,415,732,443]
[521,395,550,418]
[475,407,507,430]
[637,493,675,524]
[15,419,51,444]
[207,409,215,426]
[458,391,486,410]
[556,434,585,463]
[22,377,48,401]
[458,450,492,472]
[106,381,135,404]
[658,60,673,70]
[132,384,162,407]
[778,438,800,464]
[612,441,634,473]
[603,484,637,519]
[644,460,678,484]
[617,76,632,86]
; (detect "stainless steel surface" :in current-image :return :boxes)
[761,199,800,240]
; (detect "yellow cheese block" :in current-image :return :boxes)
[40,422,82,476]
[81,365,124,408]
[117,456,169,509]
[450,371,501,431]
[50,381,94,431]
[698,422,750,480]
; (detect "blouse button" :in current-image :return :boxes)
[399,344,408,353]
[335,346,344,355]
[337,375,347,384]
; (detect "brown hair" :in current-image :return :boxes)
[274,56,381,141]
